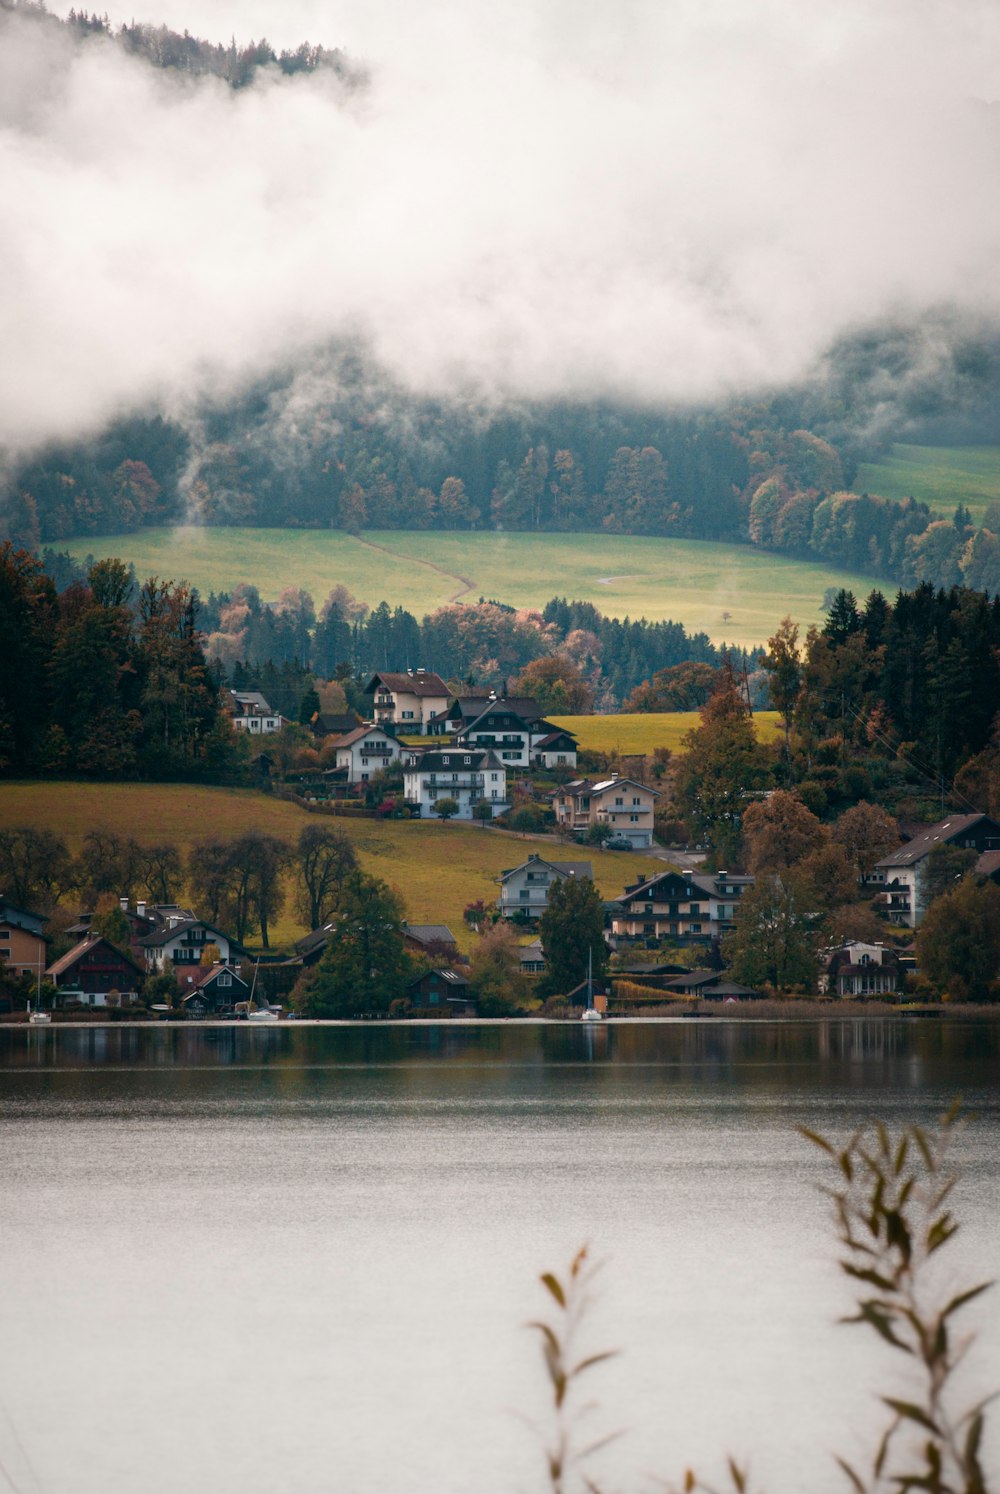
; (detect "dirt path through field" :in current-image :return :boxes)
[356,534,476,604]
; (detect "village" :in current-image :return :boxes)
[4,666,999,1021]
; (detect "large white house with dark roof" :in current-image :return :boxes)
[329,724,401,786]
[874,812,1000,927]
[402,745,509,819]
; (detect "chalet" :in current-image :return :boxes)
[46,935,145,1007]
[552,775,659,849]
[875,813,1000,927]
[498,854,593,920]
[226,690,283,734]
[819,942,902,999]
[176,962,252,1016]
[365,671,451,734]
[433,693,577,770]
[403,747,509,820]
[329,725,401,787]
[0,900,49,984]
[139,917,250,972]
[611,868,754,946]
[408,967,475,1014]
[659,969,760,1000]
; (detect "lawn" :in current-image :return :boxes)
[550,710,782,755]
[853,444,1000,522]
[0,782,662,953]
[63,528,879,648]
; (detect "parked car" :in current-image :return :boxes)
[605,836,633,850]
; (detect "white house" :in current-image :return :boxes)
[330,725,401,787]
[433,694,578,770]
[875,813,1000,927]
[365,670,451,734]
[139,916,249,972]
[552,774,659,848]
[532,729,578,770]
[403,746,509,820]
[819,942,902,998]
[498,853,593,919]
[227,690,283,734]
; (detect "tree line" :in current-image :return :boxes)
[8,381,1000,595]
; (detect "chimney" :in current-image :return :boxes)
[137,901,147,919]
[119,896,128,912]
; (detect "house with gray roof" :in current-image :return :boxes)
[498,853,594,920]
[875,813,1000,927]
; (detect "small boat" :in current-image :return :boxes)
[580,949,604,1022]
[28,1007,52,1025]
[242,960,279,1021]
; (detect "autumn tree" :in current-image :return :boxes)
[139,844,183,904]
[830,801,900,882]
[511,654,594,715]
[763,616,800,760]
[294,823,358,930]
[188,834,288,945]
[672,663,770,866]
[917,878,1000,1001]
[539,876,607,998]
[433,797,460,822]
[75,829,145,904]
[742,790,826,874]
[468,922,531,1015]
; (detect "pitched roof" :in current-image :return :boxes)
[366,671,449,697]
[312,710,364,735]
[331,725,397,749]
[295,922,337,957]
[559,776,659,798]
[499,857,593,883]
[533,730,578,750]
[409,967,469,988]
[620,869,718,902]
[138,918,249,954]
[876,814,996,869]
[186,963,250,991]
[46,934,145,980]
[0,899,47,933]
[403,749,501,772]
[976,849,1000,879]
[403,924,457,947]
[229,690,275,714]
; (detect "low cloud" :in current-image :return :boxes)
[2,0,999,453]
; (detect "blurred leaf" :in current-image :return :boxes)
[882,1398,940,1434]
[541,1272,566,1308]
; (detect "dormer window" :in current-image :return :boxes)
[442,756,450,765]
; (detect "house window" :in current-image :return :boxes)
[520,890,530,901]
[630,814,639,822]
[464,756,471,765]
[615,796,623,806]
[402,710,414,719]
[491,773,498,782]
[690,923,702,934]
[218,972,232,987]
[632,797,641,805]
[442,756,450,764]
[644,923,655,935]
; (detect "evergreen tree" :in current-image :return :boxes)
[297,873,409,1017]
[539,876,607,998]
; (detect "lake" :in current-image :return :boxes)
[0,1019,997,1494]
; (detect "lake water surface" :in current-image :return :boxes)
[1,1019,998,1494]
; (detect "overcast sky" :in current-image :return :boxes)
[3,0,999,452]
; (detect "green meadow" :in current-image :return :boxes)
[64,528,878,648]
[854,444,1000,521]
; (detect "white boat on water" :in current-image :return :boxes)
[240,961,280,1021]
[28,1007,52,1025]
[580,949,604,1021]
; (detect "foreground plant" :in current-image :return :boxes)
[804,1107,993,1494]
[532,1110,993,1494]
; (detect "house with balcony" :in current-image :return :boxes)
[875,812,1000,928]
[138,916,250,972]
[402,747,509,820]
[0,899,49,988]
[329,724,401,787]
[610,868,754,947]
[226,690,283,734]
[365,671,451,734]
[432,693,577,770]
[498,853,593,920]
[552,774,659,848]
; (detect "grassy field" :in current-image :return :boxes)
[853,444,1000,521]
[0,782,662,953]
[550,710,782,754]
[63,528,878,648]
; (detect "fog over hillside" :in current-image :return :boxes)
[3,0,999,455]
